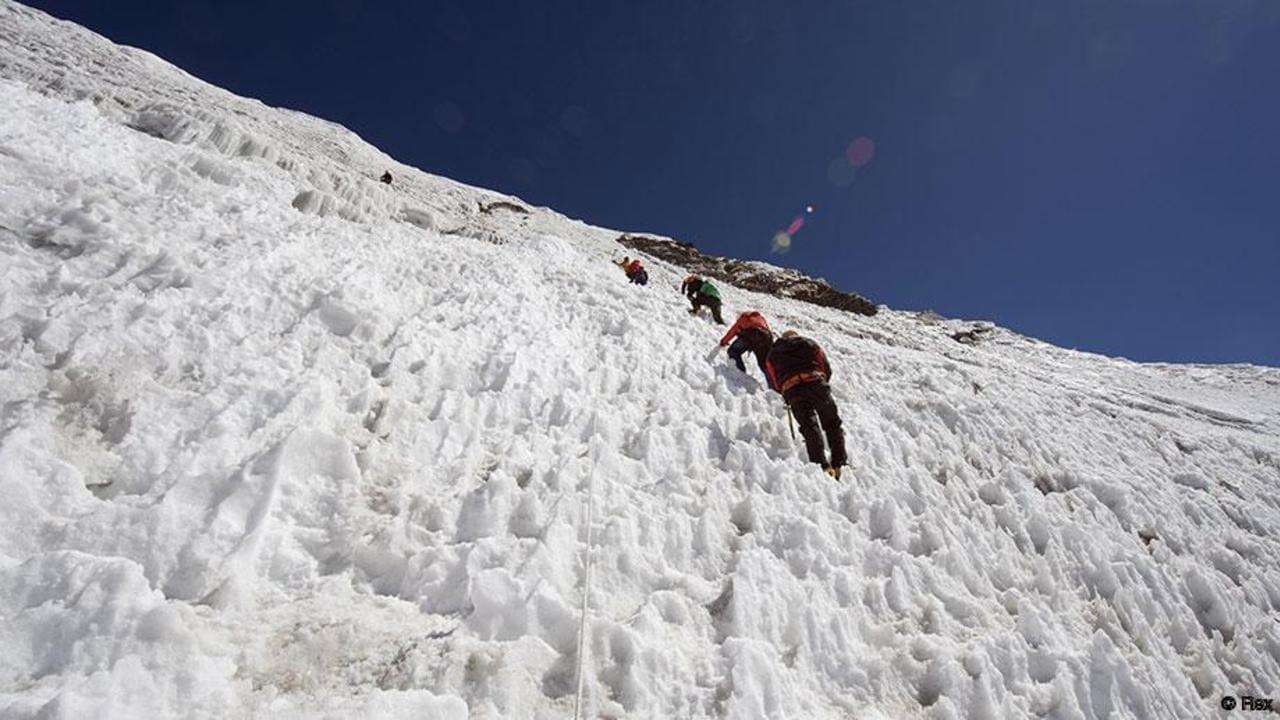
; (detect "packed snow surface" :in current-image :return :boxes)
[2,3,1280,718]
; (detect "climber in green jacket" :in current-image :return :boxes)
[681,275,725,325]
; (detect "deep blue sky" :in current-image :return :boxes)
[33,1,1280,365]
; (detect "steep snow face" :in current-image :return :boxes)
[2,3,1280,719]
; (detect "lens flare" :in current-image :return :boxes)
[846,136,876,167]
[827,157,855,187]
[764,134,875,253]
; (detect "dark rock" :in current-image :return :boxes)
[951,326,994,345]
[616,234,878,317]
[480,199,529,215]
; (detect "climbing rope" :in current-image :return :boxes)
[572,464,599,720]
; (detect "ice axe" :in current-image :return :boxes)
[785,404,796,441]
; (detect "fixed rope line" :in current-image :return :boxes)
[572,463,599,720]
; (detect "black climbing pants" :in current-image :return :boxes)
[727,334,770,376]
[785,382,847,468]
[691,294,725,324]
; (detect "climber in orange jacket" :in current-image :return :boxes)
[719,311,774,377]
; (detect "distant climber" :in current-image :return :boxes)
[766,330,847,479]
[615,256,648,285]
[681,275,724,324]
[719,311,774,377]
[380,171,393,184]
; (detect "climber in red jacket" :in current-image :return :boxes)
[719,311,774,377]
[615,256,648,285]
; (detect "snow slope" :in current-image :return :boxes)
[2,3,1280,718]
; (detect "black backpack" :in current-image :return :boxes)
[767,336,826,386]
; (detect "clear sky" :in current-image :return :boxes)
[31,1,1280,365]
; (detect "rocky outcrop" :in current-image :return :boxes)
[951,324,996,345]
[616,234,879,317]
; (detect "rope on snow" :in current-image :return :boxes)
[572,462,599,720]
